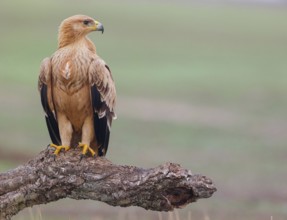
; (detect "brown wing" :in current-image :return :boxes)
[38,58,61,145]
[89,58,116,156]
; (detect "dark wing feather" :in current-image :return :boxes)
[39,58,61,146]
[40,84,61,145]
[91,85,110,156]
[89,58,116,156]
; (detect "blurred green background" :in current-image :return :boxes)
[0,0,287,219]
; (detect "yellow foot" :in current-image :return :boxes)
[50,144,70,156]
[78,143,96,157]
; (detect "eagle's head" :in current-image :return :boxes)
[58,15,104,48]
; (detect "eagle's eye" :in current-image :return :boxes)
[83,20,90,25]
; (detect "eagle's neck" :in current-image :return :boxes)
[58,34,96,53]
[58,28,78,48]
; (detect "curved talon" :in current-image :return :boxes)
[51,154,57,161]
[49,144,70,156]
[80,154,87,161]
[78,143,96,157]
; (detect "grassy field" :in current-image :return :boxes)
[0,0,287,219]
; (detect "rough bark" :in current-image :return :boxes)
[0,148,216,220]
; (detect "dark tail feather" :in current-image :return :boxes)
[45,116,61,145]
[93,114,110,156]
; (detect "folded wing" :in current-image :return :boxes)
[89,58,116,156]
[38,58,61,146]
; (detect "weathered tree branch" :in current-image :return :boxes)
[0,148,216,220]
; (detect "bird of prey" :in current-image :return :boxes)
[38,15,116,157]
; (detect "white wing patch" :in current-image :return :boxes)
[63,62,71,79]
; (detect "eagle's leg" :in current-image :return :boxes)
[78,143,96,157]
[50,144,70,155]
[78,115,98,157]
[51,113,72,156]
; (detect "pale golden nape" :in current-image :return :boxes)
[38,15,116,158]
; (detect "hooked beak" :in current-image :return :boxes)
[94,21,104,34]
